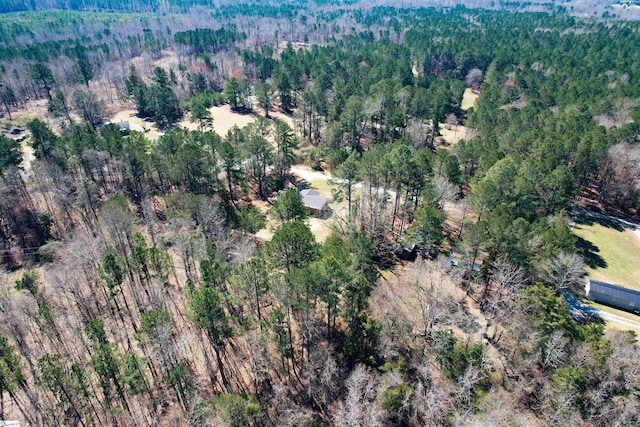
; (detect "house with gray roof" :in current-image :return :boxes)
[300,189,328,215]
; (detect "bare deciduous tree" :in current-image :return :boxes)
[332,364,384,427]
[539,251,587,293]
[599,143,640,206]
[72,89,107,130]
[412,258,453,339]
[456,356,486,410]
[425,176,458,209]
[412,379,452,425]
[540,330,567,369]
[465,68,484,90]
[486,256,527,317]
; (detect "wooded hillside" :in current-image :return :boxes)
[1,3,640,426]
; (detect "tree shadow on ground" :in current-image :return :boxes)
[575,215,625,232]
[575,235,607,269]
[582,304,606,325]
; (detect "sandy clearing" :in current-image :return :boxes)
[21,143,35,173]
[178,105,295,138]
[290,165,332,182]
[207,105,256,136]
[436,88,479,147]
[499,100,527,110]
[254,228,274,241]
[461,88,479,111]
[307,217,332,243]
[269,110,295,128]
[253,217,332,244]
[109,104,292,144]
[436,123,476,146]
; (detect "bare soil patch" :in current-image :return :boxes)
[436,123,476,147]
[203,105,257,136]
[461,88,479,111]
[179,105,295,138]
[307,217,332,243]
[21,143,35,173]
[0,99,50,128]
[499,100,528,110]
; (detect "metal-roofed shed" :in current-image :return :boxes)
[118,121,130,135]
[585,279,640,313]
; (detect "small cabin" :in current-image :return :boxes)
[300,189,328,216]
[585,279,640,314]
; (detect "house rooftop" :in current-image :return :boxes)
[300,189,327,211]
[300,189,320,197]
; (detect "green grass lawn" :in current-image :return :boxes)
[589,301,640,323]
[0,116,33,128]
[573,222,640,291]
[308,178,334,197]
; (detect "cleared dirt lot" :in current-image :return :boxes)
[436,123,476,146]
[461,88,479,111]
[436,88,479,147]
[110,103,296,141]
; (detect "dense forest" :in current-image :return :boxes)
[2,1,640,426]
[1,0,350,15]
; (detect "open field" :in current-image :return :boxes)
[306,175,334,196]
[566,215,640,333]
[573,221,640,290]
[178,105,257,136]
[109,102,295,142]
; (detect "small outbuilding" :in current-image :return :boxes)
[300,189,328,216]
[585,279,640,313]
[118,121,130,135]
